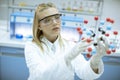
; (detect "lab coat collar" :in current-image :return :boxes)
[41,36,59,50]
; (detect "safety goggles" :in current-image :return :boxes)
[38,14,62,25]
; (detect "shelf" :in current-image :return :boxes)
[61,16,84,22]
[8,5,35,10]
[60,10,101,16]
[8,5,101,16]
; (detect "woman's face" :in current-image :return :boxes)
[39,13,61,38]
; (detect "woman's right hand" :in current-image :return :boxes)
[64,39,93,65]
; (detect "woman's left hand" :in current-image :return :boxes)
[95,37,109,58]
[90,37,109,72]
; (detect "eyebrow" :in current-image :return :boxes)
[38,14,62,22]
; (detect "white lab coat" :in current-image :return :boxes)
[24,37,104,80]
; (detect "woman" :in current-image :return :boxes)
[24,2,108,80]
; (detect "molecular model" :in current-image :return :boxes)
[76,16,119,58]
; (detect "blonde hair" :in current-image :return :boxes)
[32,3,64,51]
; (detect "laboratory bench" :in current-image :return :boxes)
[0,26,29,80]
[0,27,120,80]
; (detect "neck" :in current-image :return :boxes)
[45,35,58,43]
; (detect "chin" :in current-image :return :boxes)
[54,31,60,36]
[55,32,60,36]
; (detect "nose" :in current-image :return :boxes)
[52,19,57,24]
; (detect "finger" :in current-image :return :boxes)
[95,45,99,53]
[96,37,101,49]
[101,37,109,50]
[78,39,94,46]
[81,38,94,42]
[98,37,109,51]
[80,41,94,48]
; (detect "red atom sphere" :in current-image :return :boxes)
[112,49,116,53]
[106,17,111,22]
[94,16,99,21]
[110,19,114,24]
[81,37,85,40]
[78,30,83,35]
[76,27,81,31]
[113,31,118,35]
[86,38,92,43]
[86,53,91,58]
[106,50,111,54]
[87,47,92,52]
[84,20,88,24]
[105,33,110,37]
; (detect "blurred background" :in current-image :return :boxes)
[0,0,120,80]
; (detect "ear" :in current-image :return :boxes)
[38,27,41,30]
[38,23,41,29]
[38,26,42,30]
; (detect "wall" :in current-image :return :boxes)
[0,0,120,29]
[101,0,120,30]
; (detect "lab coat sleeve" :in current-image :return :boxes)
[72,54,104,80]
[24,42,73,80]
